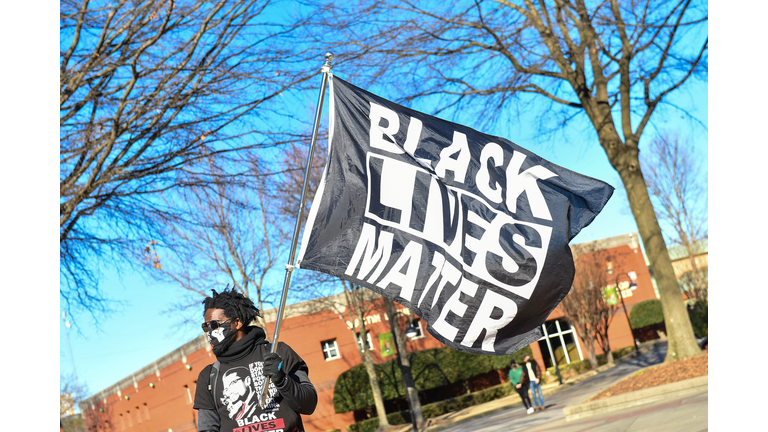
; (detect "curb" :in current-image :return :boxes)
[562,375,708,422]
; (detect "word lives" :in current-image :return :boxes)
[342,102,558,352]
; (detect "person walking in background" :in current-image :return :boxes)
[509,360,534,415]
[523,354,545,411]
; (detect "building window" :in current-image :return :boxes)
[604,260,614,275]
[356,332,374,351]
[536,318,584,368]
[321,339,340,360]
[406,319,424,339]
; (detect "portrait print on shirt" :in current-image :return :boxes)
[220,361,280,423]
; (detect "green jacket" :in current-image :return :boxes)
[508,366,525,386]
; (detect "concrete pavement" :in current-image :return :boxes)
[388,340,707,432]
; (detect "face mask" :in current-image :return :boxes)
[207,322,237,356]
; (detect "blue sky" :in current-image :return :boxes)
[58,71,709,400]
[50,0,712,411]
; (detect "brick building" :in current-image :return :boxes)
[79,232,659,432]
[526,232,658,370]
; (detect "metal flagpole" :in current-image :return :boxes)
[259,52,333,408]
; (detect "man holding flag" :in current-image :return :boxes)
[193,289,318,432]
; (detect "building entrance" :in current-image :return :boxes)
[536,318,583,368]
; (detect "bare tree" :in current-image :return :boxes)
[341,281,391,429]
[307,0,707,361]
[559,250,617,368]
[61,374,89,432]
[297,282,392,429]
[592,284,616,365]
[147,165,293,332]
[271,134,329,221]
[59,0,317,319]
[642,132,707,304]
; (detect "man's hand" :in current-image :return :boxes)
[515,384,521,389]
[263,353,286,385]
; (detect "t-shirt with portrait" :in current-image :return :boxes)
[194,326,310,432]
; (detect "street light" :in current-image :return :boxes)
[405,323,420,339]
[615,273,639,352]
[386,303,425,432]
[402,320,421,432]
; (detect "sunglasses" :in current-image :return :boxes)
[202,319,232,333]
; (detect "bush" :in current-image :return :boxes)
[629,299,664,329]
[334,345,531,413]
[347,381,520,432]
[546,359,592,379]
[347,418,381,432]
[687,301,708,337]
[347,345,641,432]
[609,345,636,360]
[545,345,637,378]
[346,410,413,432]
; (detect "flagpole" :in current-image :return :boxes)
[259,52,333,408]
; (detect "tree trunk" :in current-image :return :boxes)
[573,325,598,369]
[349,296,389,428]
[602,338,614,364]
[684,240,707,303]
[384,298,425,430]
[586,337,598,369]
[609,144,701,361]
[358,341,390,429]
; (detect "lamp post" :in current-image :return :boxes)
[402,319,422,431]
[615,273,639,352]
[385,299,424,431]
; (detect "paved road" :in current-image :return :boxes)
[436,342,708,432]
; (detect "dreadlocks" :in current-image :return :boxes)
[203,288,261,326]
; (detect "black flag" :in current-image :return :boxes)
[297,76,614,355]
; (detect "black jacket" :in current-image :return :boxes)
[523,359,542,382]
[193,326,317,432]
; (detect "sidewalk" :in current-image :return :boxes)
[387,340,686,432]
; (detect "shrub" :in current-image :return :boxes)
[629,299,664,329]
[347,381,519,432]
[333,345,531,413]
[545,345,637,378]
[346,411,411,432]
[610,345,636,360]
[687,301,708,337]
[546,359,592,378]
[332,363,377,414]
[347,418,380,432]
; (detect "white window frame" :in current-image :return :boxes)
[539,318,584,366]
[321,339,341,361]
[407,319,425,340]
[356,331,374,351]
